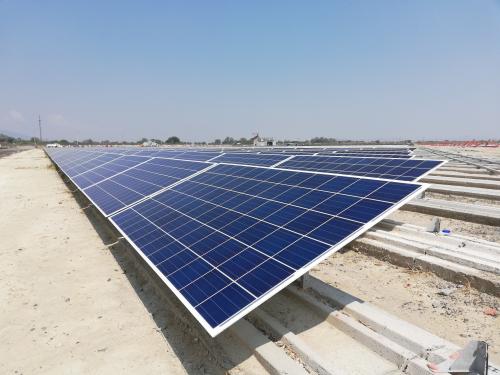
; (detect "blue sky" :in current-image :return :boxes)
[1,1,499,142]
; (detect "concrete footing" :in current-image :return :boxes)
[402,198,500,226]
[292,276,500,374]
[427,183,500,201]
[422,176,500,190]
[351,220,500,296]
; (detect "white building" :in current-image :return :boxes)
[250,133,276,147]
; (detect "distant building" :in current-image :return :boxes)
[46,143,63,148]
[251,133,276,147]
[142,141,158,147]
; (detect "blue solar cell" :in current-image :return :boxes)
[190,232,230,256]
[173,151,221,161]
[314,194,359,215]
[308,217,362,244]
[180,270,232,306]
[149,241,186,265]
[237,259,294,297]
[157,247,198,276]
[341,199,393,222]
[169,258,213,289]
[235,221,276,244]
[203,240,246,266]
[210,152,289,166]
[367,182,420,202]
[195,283,255,328]
[73,155,151,189]
[219,248,268,279]
[65,153,121,176]
[274,237,331,268]
[292,190,331,208]
[340,179,386,197]
[83,158,211,215]
[285,211,331,234]
[264,205,307,226]
[278,155,442,181]
[253,230,301,256]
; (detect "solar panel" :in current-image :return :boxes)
[330,152,412,159]
[259,150,319,155]
[72,155,151,189]
[109,163,425,336]
[82,158,213,216]
[209,152,290,166]
[48,149,106,175]
[173,151,222,161]
[277,155,444,181]
[64,153,122,176]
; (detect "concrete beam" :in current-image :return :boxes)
[402,198,500,226]
[231,319,309,375]
[439,167,491,175]
[250,309,342,375]
[292,277,500,373]
[426,183,500,201]
[422,176,500,190]
[430,171,500,181]
[351,237,500,296]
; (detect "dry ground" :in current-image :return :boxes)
[0,150,192,374]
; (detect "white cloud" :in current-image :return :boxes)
[7,109,25,123]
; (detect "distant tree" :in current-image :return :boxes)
[150,138,163,145]
[310,137,337,145]
[137,137,148,144]
[222,137,235,145]
[166,136,181,144]
[214,139,221,145]
[239,137,248,145]
[81,138,94,145]
[59,139,70,145]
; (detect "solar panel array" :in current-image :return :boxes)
[45,145,438,336]
[278,155,442,181]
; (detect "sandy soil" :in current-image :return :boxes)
[0,150,191,374]
[312,250,500,362]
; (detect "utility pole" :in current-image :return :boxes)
[38,115,42,144]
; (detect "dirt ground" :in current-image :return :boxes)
[312,250,500,363]
[0,150,193,374]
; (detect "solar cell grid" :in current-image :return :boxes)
[51,150,104,173]
[64,153,122,176]
[72,155,151,189]
[330,152,412,159]
[109,163,425,335]
[173,151,222,161]
[83,158,213,216]
[209,152,290,166]
[278,155,443,181]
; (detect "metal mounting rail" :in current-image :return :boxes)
[422,148,499,175]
